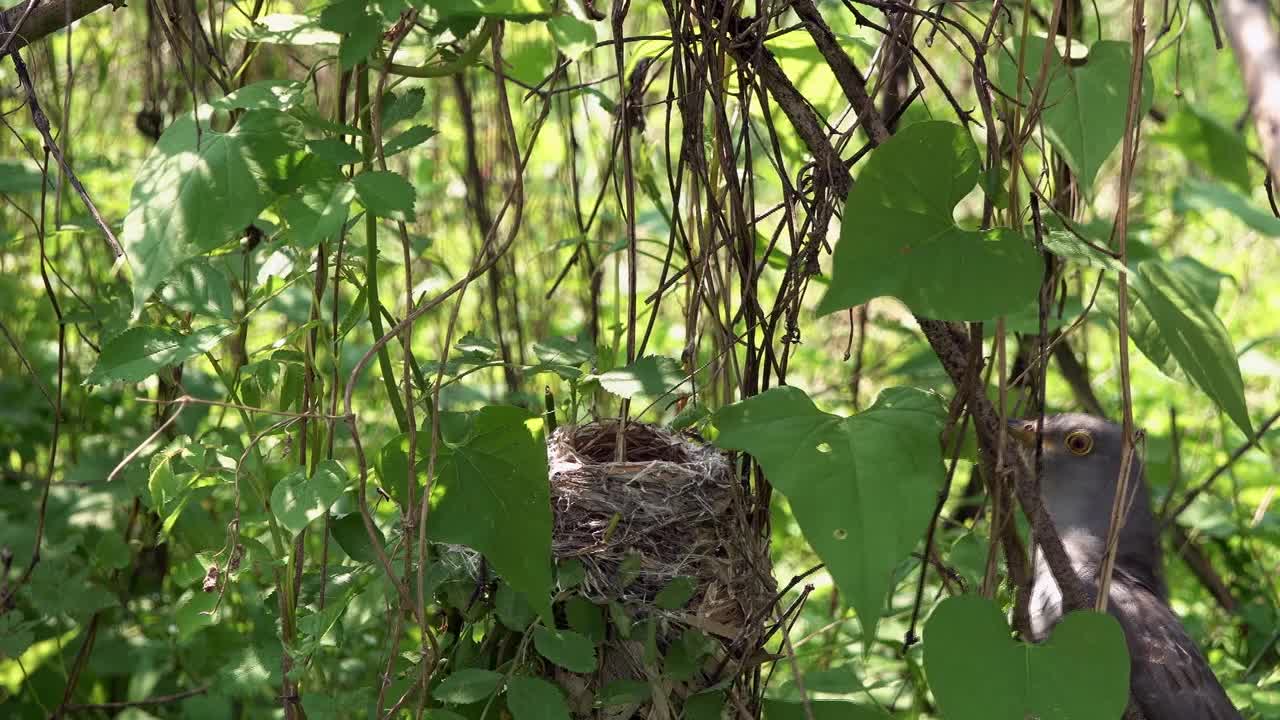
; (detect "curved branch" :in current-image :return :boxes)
[1,0,117,52]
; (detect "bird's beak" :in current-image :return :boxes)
[1005,419,1037,448]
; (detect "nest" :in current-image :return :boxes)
[548,420,775,717]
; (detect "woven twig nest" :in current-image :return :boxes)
[547,420,775,718]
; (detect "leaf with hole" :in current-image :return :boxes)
[715,386,945,642]
[816,121,1040,320]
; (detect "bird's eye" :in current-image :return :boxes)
[1065,430,1093,456]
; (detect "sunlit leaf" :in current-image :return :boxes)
[86,324,235,385]
[353,170,416,221]
[817,121,1040,320]
[271,461,349,536]
[715,386,945,641]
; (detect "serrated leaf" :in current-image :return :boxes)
[533,626,597,673]
[160,260,236,319]
[280,180,355,248]
[382,87,425,128]
[123,107,305,316]
[271,461,349,536]
[427,406,553,616]
[212,80,306,111]
[353,170,416,221]
[384,124,438,157]
[86,323,234,386]
[433,669,503,704]
[714,386,945,641]
[817,121,1040,320]
[924,595,1129,720]
[507,677,570,720]
[653,576,696,610]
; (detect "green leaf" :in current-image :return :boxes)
[548,15,596,60]
[433,669,504,704]
[923,595,1129,720]
[507,677,570,720]
[280,180,355,248]
[353,170,416,221]
[685,692,727,720]
[596,679,650,707]
[160,260,236,319]
[996,38,1153,193]
[532,626,597,673]
[564,597,605,643]
[271,461,349,536]
[592,355,688,400]
[714,386,945,641]
[816,121,1040,320]
[427,406,553,616]
[233,14,340,45]
[0,160,53,193]
[123,107,305,316]
[330,511,384,563]
[384,124,438,157]
[663,628,711,681]
[0,613,35,659]
[763,699,889,720]
[1128,261,1252,435]
[423,0,551,22]
[653,576,696,610]
[1154,107,1252,192]
[1173,177,1280,236]
[86,323,234,386]
[212,80,306,111]
[307,138,363,167]
[381,87,425,128]
[496,582,536,630]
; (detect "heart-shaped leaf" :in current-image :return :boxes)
[714,386,945,641]
[271,461,349,536]
[997,38,1153,193]
[817,121,1040,320]
[427,406,553,617]
[924,595,1129,720]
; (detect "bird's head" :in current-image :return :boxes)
[1006,413,1157,557]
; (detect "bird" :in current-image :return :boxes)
[1007,413,1242,720]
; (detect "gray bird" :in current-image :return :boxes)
[1008,414,1241,720]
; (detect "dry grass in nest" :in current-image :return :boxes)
[547,420,775,716]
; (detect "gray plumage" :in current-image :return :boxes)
[1012,413,1241,720]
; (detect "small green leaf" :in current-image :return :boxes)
[271,461,349,536]
[533,626,597,673]
[384,124,438,157]
[330,511,383,563]
[280,180,355,248]
[307,138,363,167]
[160,260,236,319]
[924,595,1129,720]
[715,386,945,642]
[663,628,711,681]
[86,324,234,386]
[653,576,697,610]
[596,679,649,707]
[353,170,416,221]
[213,80,306,111]
[433,669,504,705]
[564,597,606,643]
[557,557,586,590]
[496,582,536,630]
[592,355,688,399]
[1154,107,1251,192]
[507,677,570,720]
[548,15,596,60]
[816,121,1040,320]
[381,87,425,128]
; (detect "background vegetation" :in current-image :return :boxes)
[1,0,1278,717]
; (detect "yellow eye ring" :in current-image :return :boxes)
[1065,430,1094,456]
